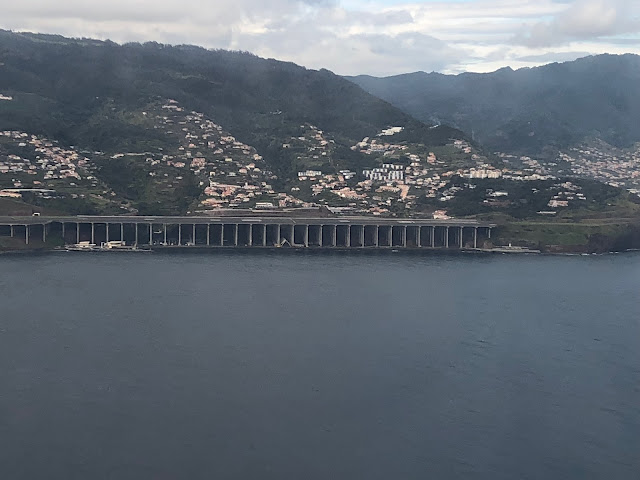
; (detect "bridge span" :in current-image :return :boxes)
[0,216,495,249]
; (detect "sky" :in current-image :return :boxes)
[1,0,639,76]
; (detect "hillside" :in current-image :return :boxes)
[347,55,640,156]
[0,30,480,215]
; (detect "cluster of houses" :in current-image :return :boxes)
[1,99,616,217]
[0,131,94,188]
[560,142,640,195]
[146,100,282,209]
[547,182,587,208]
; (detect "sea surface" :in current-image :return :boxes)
[1,251,639,479]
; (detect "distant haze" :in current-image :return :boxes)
[0,0,639,75]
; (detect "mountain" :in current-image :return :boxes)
[0,29,473,215]
[347,55,640,156]
[0,30,461,164]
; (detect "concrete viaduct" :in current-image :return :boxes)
[0,216,495,249]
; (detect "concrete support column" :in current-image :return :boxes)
[76,223,80,244]
[262,224,267,247]
[61,223,65,241]
[488,227,492,239]
[375,225,379,247]
[120,223,124,242]
[164,224,167,245]
[25,225,29,245]
[474,227,478,249]
[178,224,182,245]
[445,226,449,248]
[43,224,46,243]
[106,223,109,243]
[207,224,210,246]
[276,224,281,246]
[402,226,407,247]
[91,223,95,244]
[459,227,463,249]
[346,225,351,247]
[192,224,196,245]
[220,224,224,246]
[10,225,14,237]
[359,225,364,247]
[387,226,392,246]
[234,224,238,247]
[430,227,435,248]
[320,225,324,247]
[135,224,139,246]
[148,223,152,245]
[248,224,253,247]
[304,225,309,247]
[417,227,421,248]
[332,225,337,247]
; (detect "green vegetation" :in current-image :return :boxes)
[492,221,640,253]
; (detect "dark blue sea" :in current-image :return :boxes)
[1,251,639,479]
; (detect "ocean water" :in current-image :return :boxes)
[1,251,639,479]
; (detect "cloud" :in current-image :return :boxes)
[0,0,638,75]
[515,0,640,47]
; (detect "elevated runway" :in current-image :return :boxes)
[0,216,495,249]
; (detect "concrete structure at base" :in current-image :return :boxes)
[0,216,495,249]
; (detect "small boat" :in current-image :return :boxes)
[100,241,151,252]
[65,241,98,252]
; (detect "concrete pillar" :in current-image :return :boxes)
[402,226,407,247]
[25,225,29,245]
[304,225,309,247]
[248,224,253,246]
[178,224,182,245]
[220,224,224,246]
[431,227,435,248]
[135,224,138,246]
[320,225,324,247]
[263,224,267,247]
[473,227,478,249]
[459,227,463,249]
[91,223,95,244]
[234,224,238,247]
[42,224,46,243]
[10,225,14,237]
[120,223,124,242]
[488,227,492,239]
[106,223,109,242]
[375,225,379,247]
[346,225,350,247]
[445,226,449,248]
[164,224,168,245]
[76,223,80,244]
[61,223,65,241]
[332,225,337,247]
[359,225,364,247]
[417,227,421,248]
[192,224,196,245]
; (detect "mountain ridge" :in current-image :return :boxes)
[347,54,640,155]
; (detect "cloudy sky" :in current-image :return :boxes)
[1,0,639,76]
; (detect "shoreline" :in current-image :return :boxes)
[1,246,639,257]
